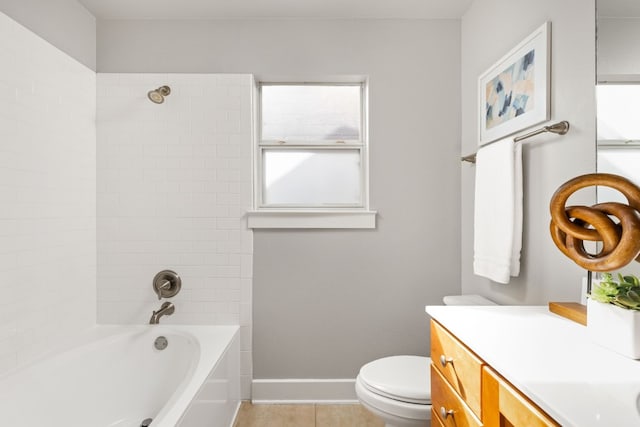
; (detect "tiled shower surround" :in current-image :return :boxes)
[0,11,96,375]
[97,73,253,397]
[2,10,255,400]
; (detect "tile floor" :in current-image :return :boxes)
[232,402,384,427]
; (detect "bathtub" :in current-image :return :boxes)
[0,325,240,427]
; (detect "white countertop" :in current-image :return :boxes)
[426,305,640,427]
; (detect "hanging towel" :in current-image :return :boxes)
[473,138,523,284]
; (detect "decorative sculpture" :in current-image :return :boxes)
[549,173,640,271]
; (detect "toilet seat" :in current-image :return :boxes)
[357,355,431,404]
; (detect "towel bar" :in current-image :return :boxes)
[461,120,570,164]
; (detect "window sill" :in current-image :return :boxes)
[246,210,377,229]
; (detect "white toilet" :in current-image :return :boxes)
[355,295,496,427]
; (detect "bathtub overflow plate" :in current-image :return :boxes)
[154,336,168,350]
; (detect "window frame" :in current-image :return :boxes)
[249,81,375,228]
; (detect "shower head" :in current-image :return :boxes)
[147,86,171,104]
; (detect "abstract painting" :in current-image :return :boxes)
[479,22,550,145]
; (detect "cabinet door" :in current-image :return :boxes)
[482,367,560,427]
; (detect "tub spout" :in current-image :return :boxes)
[149,302,175,324]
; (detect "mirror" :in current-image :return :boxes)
[597,0,640,275]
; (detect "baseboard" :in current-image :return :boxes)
[251,378,358,404]
[228,400,241,427]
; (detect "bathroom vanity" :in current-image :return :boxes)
[426,305,640,426]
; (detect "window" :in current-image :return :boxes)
[248,82,375,228]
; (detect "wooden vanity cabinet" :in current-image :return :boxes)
[431,320,483,426]
[430,320,560,427]
[430,320,484,417]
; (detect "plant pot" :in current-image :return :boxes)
[587,298,640,359]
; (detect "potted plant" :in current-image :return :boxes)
[590,273,640,309]
[587,273,640,359]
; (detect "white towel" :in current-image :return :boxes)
[473,138,523,284]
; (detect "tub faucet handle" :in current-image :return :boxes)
[152,270,181,300]
[156,280,171,300]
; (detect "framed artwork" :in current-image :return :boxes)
[479,22,551,145]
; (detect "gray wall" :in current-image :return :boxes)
[97,19,462,379]
[0,0,95,69]
[460,0,597,303]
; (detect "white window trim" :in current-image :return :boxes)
[249,80,376,229]
[246,209,377,229]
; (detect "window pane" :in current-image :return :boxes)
[261,85,361,141]
[597,84,640,140]
[263,149,362,206]
[598,147,640,204]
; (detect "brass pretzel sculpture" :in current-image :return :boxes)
[549,173,640,271]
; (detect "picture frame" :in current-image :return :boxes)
[478,22,551,146]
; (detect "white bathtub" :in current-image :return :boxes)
[0,325,240,427]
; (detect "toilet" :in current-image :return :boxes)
[355,295,496,427]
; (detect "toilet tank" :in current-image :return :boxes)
[443,295,496,305]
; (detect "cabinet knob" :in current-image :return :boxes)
[439,354,454,367]
[440,407,454,419]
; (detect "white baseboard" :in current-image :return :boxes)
[251,378,358,404]
[228,400,241,427]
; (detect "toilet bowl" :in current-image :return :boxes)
[356,295,496,427]
[356,355,430,427]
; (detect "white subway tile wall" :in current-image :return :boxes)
[96,73,253,398]
[0,12,96,374]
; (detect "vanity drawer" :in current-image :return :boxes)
[431,365,483,427]
[430,320,484,417]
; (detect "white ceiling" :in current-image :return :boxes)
[598,0,640,17]
[77,0,473,20]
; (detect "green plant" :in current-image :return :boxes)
[589,273,640,310]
